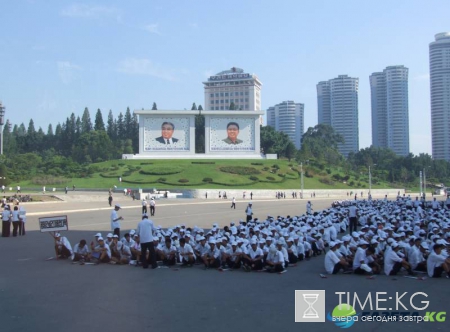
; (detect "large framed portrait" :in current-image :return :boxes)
[143,116,190,152]
[209,117,255,152]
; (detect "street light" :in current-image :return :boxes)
[0,101,5,155]
[423,166,431,199]
[300,162,304,199]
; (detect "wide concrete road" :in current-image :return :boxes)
[1,196,448,332]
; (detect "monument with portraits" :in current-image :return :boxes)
[123,110,268,159]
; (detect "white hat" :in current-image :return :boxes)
[208,238,216,245]
[420,242,429,249]
[107,233,113,238]
[113,235,119,238]
[370,239,378,244]
[98,237,104,241]
[231,241,238,246]
[269,245,277,254]
[55,233,61,237]
[359,240,369,245]
[392,242,399,249]
[114,204,121,209]
[95,233,102,237]
[250,239,257,245]
[329,241,337,248]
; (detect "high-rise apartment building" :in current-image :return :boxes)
[370,66,409,156]
[203,67,262,111]
[430,32,450,161]
[317,75,359,156]
[266,101,304,149]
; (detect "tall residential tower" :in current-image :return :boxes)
[317,75,359,156]
[370,66,409,156]
[430,32,450,161]
[266,101,304,149]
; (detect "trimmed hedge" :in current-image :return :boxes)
[192,162,215,164]
[100,173,121,178]
[139,166,183,175]
[202,177,213,183]
[251,162,263,166]
[219,166,260,175]
[249,176,259,181]
[178,179,189,183]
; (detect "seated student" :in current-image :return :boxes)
[91,233,102,251]
[160,238,177,266]
[427,243,450,278]
[225,241,243,269]
[243,239,264,271]
[178,238,195,266]
[202,239,220,269]
[293,236,305,261]
[352,240,373,275]
[92,237,111,264]
[195,237,210,264]
[118,240,132,265]
[131,235,142,262]
[105,233,114,246]
[325,241,349,274]
[54,233,73,260]
[73,239,91,263]
[286,238,298,264]
[409,242,429,272]
[265,245,285,273]
[110,235,128,264]
[276,240,290,268]
[121,233,135,249]
[365,246,381,274]
[384,242,414,276]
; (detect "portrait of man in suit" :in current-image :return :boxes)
[155,122,179,144]
[223,122,243,145]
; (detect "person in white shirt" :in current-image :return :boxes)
[202,239,220,269]
[131,235,142,262]
[225,242,243,269]
[243,240,264,271]
[92,237,111,263]
[325,241,349,274]
[265,245,285,273]
[11,206,21,237]
[353,241,373,275]
[286,238,298,264]
[121,233,135,249]
[446,195,450,210]
[431,198,440,211]
[73,239,91,263]
[306,201,312,214]
[409,242,428,272]
[159,238,177,266]
[1,205,12,237]
[427,244,450,278]
[179,238,195,266]
[149,198,156,216]
[141,199,147,214]
[245,203,253,222]
[137,214,157,269]
[384,243,414,276]
[348,203,358,234]
[53,233,73,260]
[230,197,236,209]
[110,204,123,238]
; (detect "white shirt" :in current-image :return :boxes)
[203,246,220,259]
[150,200,156,207]
[325,250,341,274]
[353,247,366,270]
[248,247,263,260]
[427,251,446,277]
[56,236,73,254]
[73,243,90,255]
[110,210,121,230]
[94,244,111,258]
[11,210,20,222]
[137,218,155,243]
[384,250,403,275]
[2,210,11,221]
[142,200,147,206]
[267,250,285,267]
[409,247,425,269]
[179,243,195,259]
[349,206,357,218]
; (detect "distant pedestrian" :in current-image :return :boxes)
[16,185,21,194]
[2,205,12,237]
[1,185,5,193]
[245,203,253,222]
[231,197,236,209]
[150,198,156,216]
[205,192,208,199]
[42,186,46,194]
[111,204,123,238]
[108,195,113,207]
[250,192,253,200]
[72,185,76,191]
[142,198,147,214]
[65,186,68,194]
[219,191,222,199]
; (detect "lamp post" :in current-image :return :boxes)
[368,164,376,196]
[0,101,5,155]
[300,162,304,199]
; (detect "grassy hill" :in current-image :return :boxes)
[14,159,396,190]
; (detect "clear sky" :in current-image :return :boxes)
[0,0,449,155]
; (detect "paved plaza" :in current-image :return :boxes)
[1,193,449,332]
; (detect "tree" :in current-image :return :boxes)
[72,131,114,163]
[131,113,139,152]
[47,124,54,136]
[27,119,36,135]
[117,112,125,140]
[94,109,105,131]
[198,105,203,111]
[124,107,133,139]
[81,107,93,133]
[229,102,236,110]
[285,142,297,161]
[106,110,116,141]
[300,124,344,162]
[260,125,292,158]
[191,103,197,110]
[152,102,157,110]
[195,114,205,153]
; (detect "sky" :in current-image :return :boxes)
[0,0,449,155]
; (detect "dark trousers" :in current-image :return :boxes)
[12,221,19,237]
[19,222,25,235]
[389,262,403,276]
[2,221,11,237]
[349,217,358,234]
[150,206,155,216]
[288,252,298,264]
[231,203,236,209]
[246,215,252,222]
[141,242,157,268]
[142,206,147,214]
[113,228,120,238]
[332,262,345,274]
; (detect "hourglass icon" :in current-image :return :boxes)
[302,294,319,319]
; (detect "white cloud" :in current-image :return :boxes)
[57,61,82,84]
[142,23,161,35]
[414,73,430,81]
[117,58,178,81]
[61,4,122,21]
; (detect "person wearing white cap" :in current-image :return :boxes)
[105,233,114,246]
[325,241,349,274]
[137,214,157,269]
[352,240,373,275]
[121,233,135,249]
[427,243,450,278]
[73,239,91,263]
[158,238,177,266]
[231,197,236,210]
[110,204,124,238]
[306,201,312,215]
[91,237,111,264]
[131,235,142,263]
[202,238,220,269]
[242,240,263,271]
[245,203,253,222]
[286,238,298,264]
[348,202,358,234]
[178,238,195,267]
[90,233,102,251]
[149,198,156,216]
[409,242,428,272]
[53,233,73,260]
[384,242,414,276]
[109,235,124,264]
[265,245,285,273]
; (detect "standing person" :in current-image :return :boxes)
[108,194,113,207]
[42,186,46,194]
[245,203,253,222]
[205,192,208,199]
[110,204,123,238]
[16,185,21,194]
[18,204,26,236]
[149,197,156,216]
[72,185,76,191]
[1,185,5,193]
[1,205,12,237]
[137,214,157,269]
[250,192,253,200]
[141,198,147,214]
[446,195,450,210]
[348,202,358,234]
[11,206,21,237]
[65,186,68,194]
[231,197,236,209]
[306,201,312,214]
